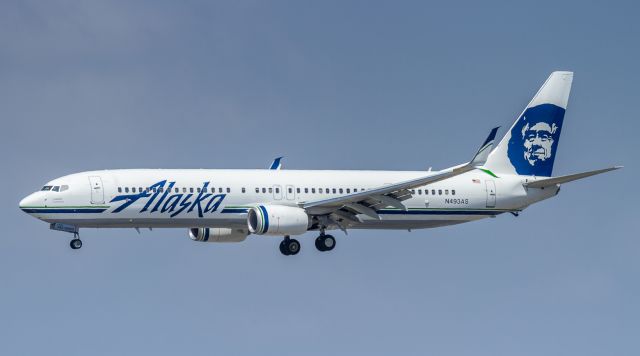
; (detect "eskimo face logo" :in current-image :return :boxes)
[522,120,557,165]
[507,104,565,176]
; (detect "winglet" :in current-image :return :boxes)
[269,157,283,170]
[470,127,500,166]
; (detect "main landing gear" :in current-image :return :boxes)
[70,232,82,250]
[315,233,336,252]
[279,236,301,256]
[278,233,337,256]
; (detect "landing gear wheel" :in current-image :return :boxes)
[279,237,300,256]
[315,235,336,252]
[70,239,82,250]
[286,239,300,255]
[279,240,290,256]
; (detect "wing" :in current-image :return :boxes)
[299,127,500,230]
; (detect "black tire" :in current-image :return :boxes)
[315,236,326,251]
[279,240,290,256]
[287,239,300,255]
[322,235,336,251]
[70,239,82,250]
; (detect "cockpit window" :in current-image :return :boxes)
[52,186,60,192]
[41,186,52,191]
[60,185,69,192]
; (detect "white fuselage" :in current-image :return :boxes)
[19,169,558,232]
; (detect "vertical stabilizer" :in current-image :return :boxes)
[484,71,573,177]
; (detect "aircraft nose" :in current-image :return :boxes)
[19,192,40,211]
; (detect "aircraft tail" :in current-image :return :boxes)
[484,71,573,177]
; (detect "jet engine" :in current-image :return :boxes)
[247,205,310,236]
[188,227,248,243]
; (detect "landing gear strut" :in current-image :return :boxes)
[315,233,336,252]
[279,236,300,256]
[70,233,82,250]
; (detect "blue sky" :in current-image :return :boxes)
[1,1,638,355]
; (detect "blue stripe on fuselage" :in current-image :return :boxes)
[21,208,107,214]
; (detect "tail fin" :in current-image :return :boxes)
[484,71,573,177]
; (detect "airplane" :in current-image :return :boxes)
[19,71,621,255]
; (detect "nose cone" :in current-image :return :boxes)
[19,192,41,212]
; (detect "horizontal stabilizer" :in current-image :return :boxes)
[524,166,622,188]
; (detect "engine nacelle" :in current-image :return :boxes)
[247,205,310,236]
[189,228,248,243]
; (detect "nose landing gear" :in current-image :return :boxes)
[70,232,82,250]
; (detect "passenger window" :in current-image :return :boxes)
[226,188,230,193]
[197,188,201,193]
[189,188,194,193]
[175,188,179,193]
[353,188,358,192]
[219,188,223,193]
[452,190,456,195]
[118,187,122,193]
[262,188,266,193]
[296,188,300,194]
[410,189,415,194]
[319,188,323,194]
[339,188,343,194]
[445,189,449,195]
[255,188,260,193]
[277,188,281,193]
[418,189,422,195]
[269,187,273,193]
[432,189,436,195]
[125,187,129,193]
[242,188,246,193]
[425,189,429,195]
[333,188,337,194]
[183,188,187,193]
[346,188,350,193]
[304,188,308,193]
[438,189,442,195]
[138,187,143,193]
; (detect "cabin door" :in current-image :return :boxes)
[485,180,496,208]
[89,176,105,204]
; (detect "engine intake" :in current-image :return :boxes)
[247,205,310,236]
[189,228,248,243]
